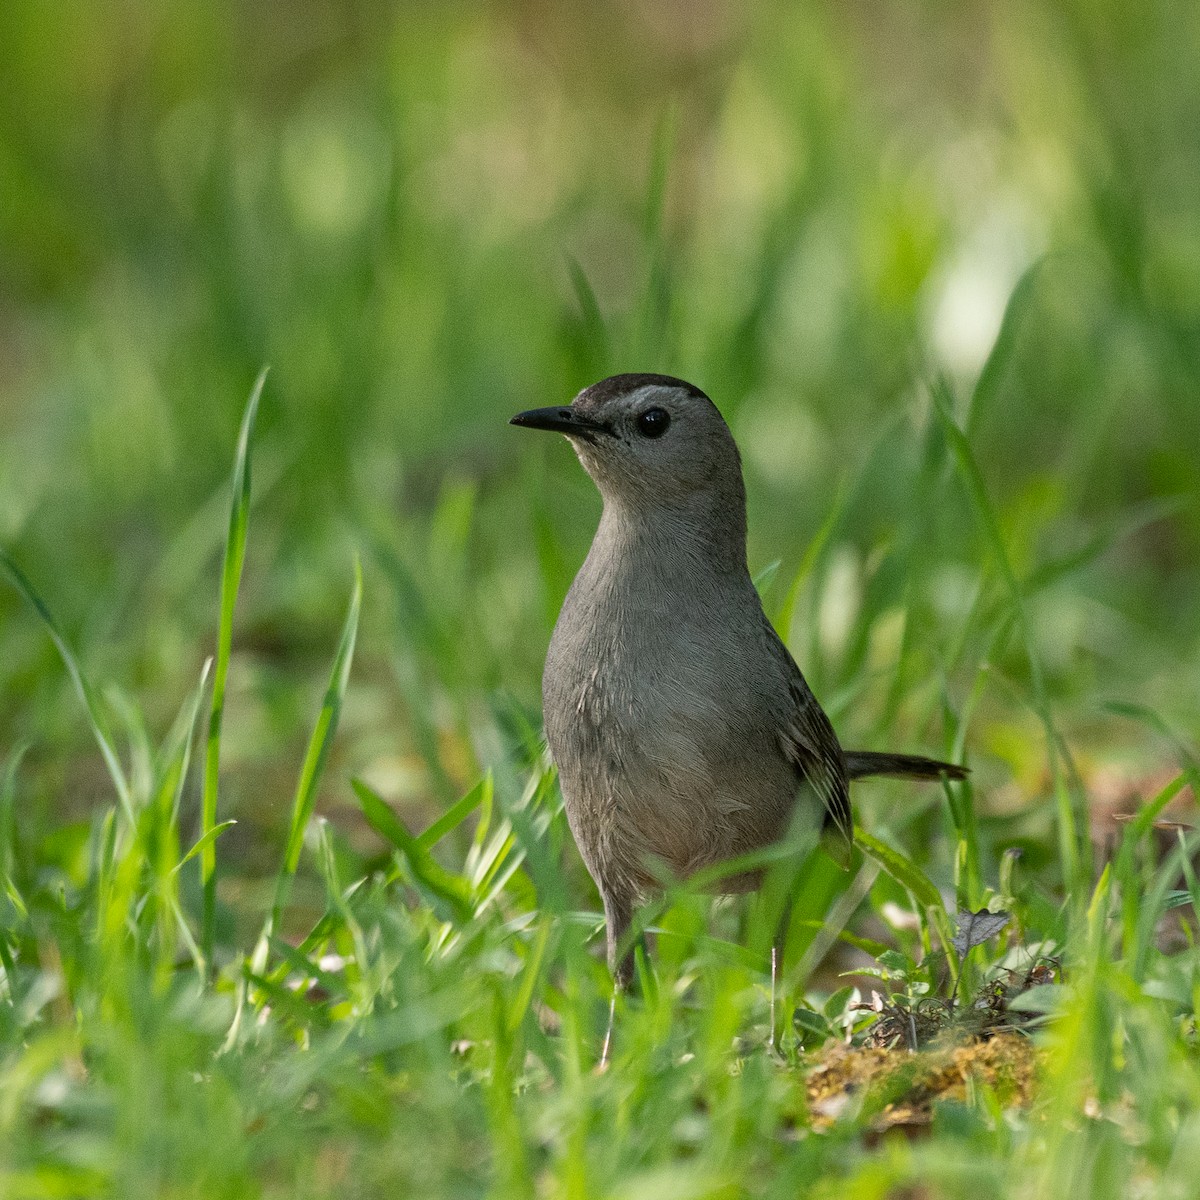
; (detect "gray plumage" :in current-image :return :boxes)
[511,374,966,985]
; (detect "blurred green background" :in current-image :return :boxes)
[2,0,1198,903]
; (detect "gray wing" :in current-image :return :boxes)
[764,625,852,858]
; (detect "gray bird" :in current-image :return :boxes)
[511,374,965,1010]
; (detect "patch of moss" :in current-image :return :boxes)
[803,1032,1041,1133]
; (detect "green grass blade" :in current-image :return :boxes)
[565,255,610,378]
[1175,829,1200,920]
[1114,772,1190,959]
[352,776,416,852]
[1121,772,1190,847]
[773,477,847,642]
[791,917,891,960]
[271,560,362,928]
[1101,701,1200,796]
[106,686,154,809]
[752,559,781,599]
[155,657,213,826]
[856,829,945,913]
[931,380,1087,896]
[964,257,1043,438]
[0,744,26,868]
[0,745,28,923]
[505,918,552,1036]
[144,658,213,975]
[0,551,133,824]
[1133,830,1200,979]
[175,821,238,875]
[418,773,491,850]
[268,933,346,1005]
[352,778,474,923]
[200,367,267,971]
[1023,494,1190,598]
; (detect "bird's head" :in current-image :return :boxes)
[510,374,744,515]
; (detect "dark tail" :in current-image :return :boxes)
[845,750,968,782]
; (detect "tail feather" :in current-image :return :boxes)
[845,750,968,782]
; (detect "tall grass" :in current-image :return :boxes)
[200,368,266,975]
[0,359,1196,1196]
[1,0,1199,1196]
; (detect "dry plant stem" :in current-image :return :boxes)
[769,889,796,1055]
[769,944,780,1055]
[600,991,618,1069]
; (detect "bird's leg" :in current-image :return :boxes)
[599,885,635,1069]
[605,886,637,988]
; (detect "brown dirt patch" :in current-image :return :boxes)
[803,1031,1041,1134]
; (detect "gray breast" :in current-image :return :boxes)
[543,571,802,894]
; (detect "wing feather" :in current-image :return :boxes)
[763,624,852,858]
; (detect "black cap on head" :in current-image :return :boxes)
[576,373,710,408]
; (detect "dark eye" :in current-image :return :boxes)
[636,407,670,438]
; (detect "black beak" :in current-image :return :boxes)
[509,406,611,443]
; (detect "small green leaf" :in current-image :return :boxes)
[876,949,913,976]
[823,986,856,1021]
[792,1006,833,1047]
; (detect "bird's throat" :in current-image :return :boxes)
[588,493,749,591]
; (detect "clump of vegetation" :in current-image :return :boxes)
[2,3,1200,1196]
[804,1032,1041,1134]
[2,379,1197,1197]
